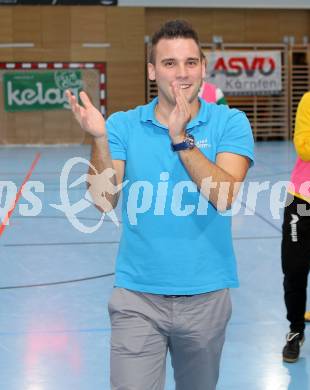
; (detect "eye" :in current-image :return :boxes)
[163,60,174,67]
[187,60,198,67]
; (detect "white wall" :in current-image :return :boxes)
[118,0,310,9]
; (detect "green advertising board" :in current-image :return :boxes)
[3,70,83,112]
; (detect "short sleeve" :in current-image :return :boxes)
[294,92,310,161]
[217,109,254,165]
[106,112,127,161]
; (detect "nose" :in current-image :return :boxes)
[175,63,188,79]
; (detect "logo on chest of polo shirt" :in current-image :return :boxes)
[195,138,211,149]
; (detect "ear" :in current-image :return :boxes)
[148,62,156,81]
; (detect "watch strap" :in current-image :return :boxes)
[171,133,195,152]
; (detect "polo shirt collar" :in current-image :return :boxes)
[140,97,210,131]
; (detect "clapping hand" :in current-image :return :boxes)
[168,81,192,144]
[66,90,106,138]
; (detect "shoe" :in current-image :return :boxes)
[305,311,310,322]
[282,332,305,363]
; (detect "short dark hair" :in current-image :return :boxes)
[149,19,204,64]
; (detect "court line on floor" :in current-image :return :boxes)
[0,272,115,290]
[247,170,291,179]
[0,328,112,336]
[12,215,122,223]
[3,237,282,248]
[240,201,282,233]
[0,153,41,237]
[234,236,281,240]
[4,241,120,247]
[0,170,87,175]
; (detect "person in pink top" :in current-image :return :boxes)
[199,81,228,105]
[282,92,310,363]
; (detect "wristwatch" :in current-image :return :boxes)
[171,133,195,152]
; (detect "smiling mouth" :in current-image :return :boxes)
[179,84,191,89]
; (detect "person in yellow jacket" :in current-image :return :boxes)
[282,92,310,363]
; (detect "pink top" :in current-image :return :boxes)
[288,157,310,201]
[200,82,217,103]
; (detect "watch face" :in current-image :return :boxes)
[171,133,195,151]
[186,134,195,149]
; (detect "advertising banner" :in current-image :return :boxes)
[204,50,282,95]
[3,70,83,112]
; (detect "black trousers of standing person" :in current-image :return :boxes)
[281,194,310,334]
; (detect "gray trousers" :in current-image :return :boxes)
[108,287,232,390]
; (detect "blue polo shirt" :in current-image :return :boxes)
[106,97,254,295]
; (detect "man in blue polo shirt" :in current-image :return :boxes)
[67,19,254,390]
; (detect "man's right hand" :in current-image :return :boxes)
[66,90,106,138]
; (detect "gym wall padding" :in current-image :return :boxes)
[0,6,145,144]
[0,5,309,144]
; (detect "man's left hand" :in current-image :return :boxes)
[168,81,192,144]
